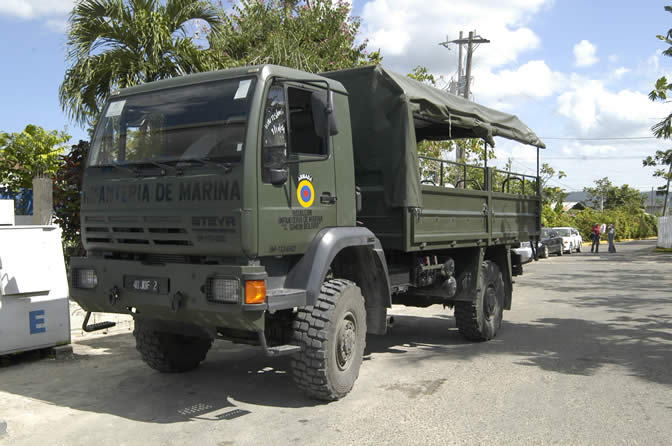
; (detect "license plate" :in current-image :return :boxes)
[124,276,169,294]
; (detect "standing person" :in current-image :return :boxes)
[591,223,601,253]
[608,223,616,253]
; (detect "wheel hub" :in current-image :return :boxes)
[336,314,357,371]
[484,286,498,321]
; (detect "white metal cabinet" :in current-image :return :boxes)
[0,226,70,355]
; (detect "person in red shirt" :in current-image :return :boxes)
[591,223,601,253]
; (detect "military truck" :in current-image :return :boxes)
[69,64,545,401]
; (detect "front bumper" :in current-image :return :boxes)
[69,256,268,332]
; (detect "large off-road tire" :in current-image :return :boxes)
[134,320,212,373]
[291,279,367,401]
[454,261,505,342]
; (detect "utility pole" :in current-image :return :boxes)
[439,31,490,167]
[663,162,672,216]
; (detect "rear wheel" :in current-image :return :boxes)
[291,279,367,401]
[576,243,582,253]
[134,320,212,373]
[558,246,564,256]
[541,245,549,258]
[455,261,505,341]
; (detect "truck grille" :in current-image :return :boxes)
[84,216,193,247]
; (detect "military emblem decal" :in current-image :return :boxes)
[297,174,315,208]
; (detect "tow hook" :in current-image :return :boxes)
[82,311,117,333]
[108,286,121,306]
[171,292,185,313]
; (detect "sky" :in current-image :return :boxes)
[0,0,671,192]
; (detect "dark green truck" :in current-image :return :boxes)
[69,64,544,401]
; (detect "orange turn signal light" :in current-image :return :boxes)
[245,280,266,304]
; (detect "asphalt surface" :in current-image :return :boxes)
[1,240,671,445]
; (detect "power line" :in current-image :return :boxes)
[542,155,646,160]
[540,136,657,141]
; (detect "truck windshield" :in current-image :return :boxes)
[88,77,256,166]
[555,229,571,237]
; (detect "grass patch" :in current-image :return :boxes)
[654,247,672,253]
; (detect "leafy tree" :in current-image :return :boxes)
[643,149,672,215]
[584,177,643,211]
[53,141,89,261]
[0,125,70,193]
[539,163,567,205]
[59,0,222,127]
[207,0,381,73]
[583,177,611,212]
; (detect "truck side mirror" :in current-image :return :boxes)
[269,168,288,186]
[311,90,339,137]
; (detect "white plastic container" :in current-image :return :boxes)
[0,225,71,355]
[0,200,13,226]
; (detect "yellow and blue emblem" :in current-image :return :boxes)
[297,174,315,208]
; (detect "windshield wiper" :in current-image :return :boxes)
[136,160,183,176]
[94,163,140,176]
[176,158,234,173]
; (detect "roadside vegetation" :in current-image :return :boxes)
[543,177,657,241]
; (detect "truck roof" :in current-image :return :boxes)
[112,64,349,98]
[324,65,545,149]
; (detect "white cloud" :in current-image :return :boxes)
[573,40,599,67]
[360,0,550,76]
[556,74,668,137]
[608,54,619,63]
[647,52,661,72]
[0,0,73,20]
[611,67,630,80]
[473,60,566,108]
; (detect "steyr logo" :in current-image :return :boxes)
[192,216,236,227]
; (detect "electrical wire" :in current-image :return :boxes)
[540,136,657,141]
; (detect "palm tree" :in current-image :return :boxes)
[59,0,222,127]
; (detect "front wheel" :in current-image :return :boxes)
[291,279,367,401]
[541,245,549,258]
[576,243,582,253]
[558,246,564,256]
[455,261,505,341]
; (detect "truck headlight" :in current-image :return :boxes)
[73,269,98,289]
[206,278,240,304]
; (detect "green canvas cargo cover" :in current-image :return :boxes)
[323,65,545,209]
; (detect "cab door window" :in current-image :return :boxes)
[287,86,325,156]
[261,85,288,183]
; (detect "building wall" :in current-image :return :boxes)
[658,216,672,249]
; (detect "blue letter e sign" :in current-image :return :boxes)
[29,310,46,334]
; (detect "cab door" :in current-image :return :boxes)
[258,83,337,256]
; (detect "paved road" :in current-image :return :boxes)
[1,240,671,445]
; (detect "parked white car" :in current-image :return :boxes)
[552,227,582,253]
[513,241,534,264]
